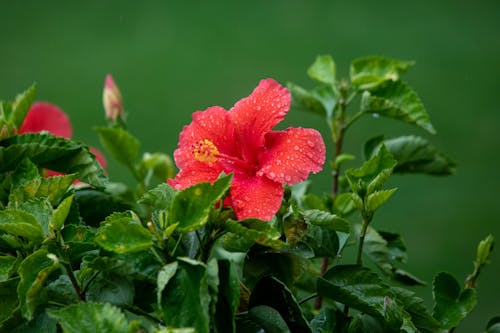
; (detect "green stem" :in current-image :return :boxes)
[61,261,85,301]
[151,246,167,265]
[56,234,85,301]
[344,110,365,131]
[299,293,318,305]
[170,233,183,257]
[356,216,370,266]
[315,83,349,311]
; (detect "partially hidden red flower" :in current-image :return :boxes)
[168,79,326,221]
[20,102,72,138]
[20,102,106,179]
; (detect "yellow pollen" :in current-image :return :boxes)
[193,139,219,163]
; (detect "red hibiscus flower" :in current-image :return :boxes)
[168,79,326,221]
[20,102,106,178]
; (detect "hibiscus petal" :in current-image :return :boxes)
[20,102,72,138]
[174,106,234,169]
[228,79,290,163]
[167,161,224,190]
[230,174,284,221]
[259,127,326,185]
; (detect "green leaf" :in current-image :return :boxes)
[137,152,175,182]
[157,261,179,308]
[0,256,17,281]
[0,277,19,324]
[18,198,53,238]
[159,258,210,333]
[86,272,134,307]
[46,275,79,305]
[3,310,57,333]
[283,217,308,246]
[303,224,339,258]
[95,211,153,254]
[348,314,384,333]
[9,174,77,207]
[289,83,338,122]
[366,189,397,213]
[212,260,240,333]
[224,219,285,249]
[170,175,231,232]
[9,157,40,189]
[362,226,396,273]
[0,133,107,187]
[248,305,291,333]
[288,83,327,116]
[393,269,427,286]
[74,187,131,227]
[367,136,455,175]
[302,209,350,233]
[432,272,477,330]
[361,227,425,286]
[249,276,311,333]
[47,301,131,333]
[308,55,337,85]
[96,127,140,168]
[317,265,393,320]
[360,80,436,134]
[17,249,60,320]
[487,316,500,333]
[0,209,44,241]
[333,192,357,217]
[310,307,347,333]
[156,328,196,333]
[10,84,36,128]
[50,194,74,232]
[139,183,177,209]
[302,209,350,254]
[346,145,396,196]
[392,287,440,333]
[467,234,495,288]
[350,55,414,90]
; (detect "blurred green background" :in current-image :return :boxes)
[1,0,499,330]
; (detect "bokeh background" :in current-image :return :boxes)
[1,1,499,330]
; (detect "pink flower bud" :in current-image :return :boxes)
[103,74,124,122]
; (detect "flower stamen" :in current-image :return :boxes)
[193,139,219,163]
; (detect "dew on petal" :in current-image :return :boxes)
[284,175,292,182]
[174,184,182,190]
[293,145,299,151]
[269,171,276,178]
[307,140,315,148]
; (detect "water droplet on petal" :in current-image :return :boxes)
[285,175,292,182]
[307,140,315,148]
[279,172,285,178]
[276,159,281,165]
[269,171,276,178]
[174,184,181,190]
[294,145,299,151]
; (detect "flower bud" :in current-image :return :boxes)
[103,74,124,122]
